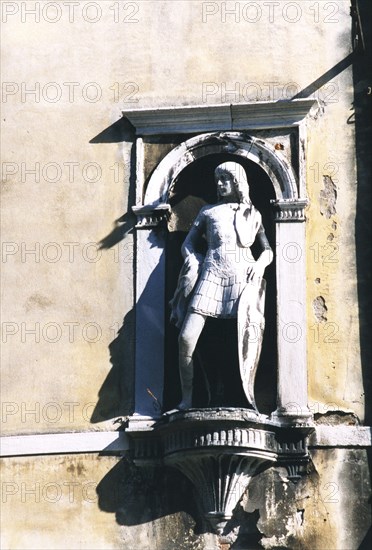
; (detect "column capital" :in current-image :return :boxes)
[271,199,308,222]
[132,203,171,228]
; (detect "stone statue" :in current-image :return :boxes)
[170,161,273,410]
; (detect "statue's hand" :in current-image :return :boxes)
[247,261,265,283]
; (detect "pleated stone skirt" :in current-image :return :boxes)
[188,269,245,318]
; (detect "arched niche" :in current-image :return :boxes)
[143,132,298,205]
[132,131,311,425]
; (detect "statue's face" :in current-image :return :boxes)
[216,172,235,198]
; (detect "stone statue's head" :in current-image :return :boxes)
[214,161,251,204]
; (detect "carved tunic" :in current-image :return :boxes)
[186,202,261,318]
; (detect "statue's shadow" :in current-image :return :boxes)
[96,456,206,532]
[95,454,264,546]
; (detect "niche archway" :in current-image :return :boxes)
[133,132,310,424]
[143,132,298,205]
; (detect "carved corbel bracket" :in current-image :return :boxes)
[132,203,171,228]
[271,198,309,222]
[167,451,274,535]
[161,412,278,534]
[275,425,314,483]
[126,409,314,535]
[281,459,310,483]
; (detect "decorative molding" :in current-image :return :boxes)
[0,431,130,457]
[132,203,171,228]
[0,425,370,457]
[271,198,309,222]
[122,99,318,135]
[309,425,372,448]
[162,425,279,455]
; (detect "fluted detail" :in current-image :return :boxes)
[271,199,308,222]
[166,451,274,533]
[132,203,171,228]
[162,426,278,455]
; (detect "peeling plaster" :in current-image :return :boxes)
[313,296,328,323]
[319,176,337,219]
[296,509,305,526]
[314,410,360,426]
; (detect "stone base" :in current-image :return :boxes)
[126,407,314,534]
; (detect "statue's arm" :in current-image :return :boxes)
[255,225,273,267]
[247,225,273,282]
[181,208,206,261]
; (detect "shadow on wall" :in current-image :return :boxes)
[89,117,135,143]
[90,309,135,423]
[352,4,372,550]
[90,209,137,422]
[351,1,372,428]
[359,524,372,550]
[96,457,203,530]
[95,455,264,546]
[89,121,137,422]
[91,215,136,422]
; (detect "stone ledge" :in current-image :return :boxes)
[123,99,318,135]
[0,431,130,457]
[309,425,372,448]
[1,425,370,457]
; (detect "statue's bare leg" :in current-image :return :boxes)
[177,312,207,410]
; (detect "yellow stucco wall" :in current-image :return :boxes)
[1,0,362,435]
[1,2,369,548]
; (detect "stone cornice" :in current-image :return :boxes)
[122,99,318,135]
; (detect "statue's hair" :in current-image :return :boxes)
[214,161,251,204]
